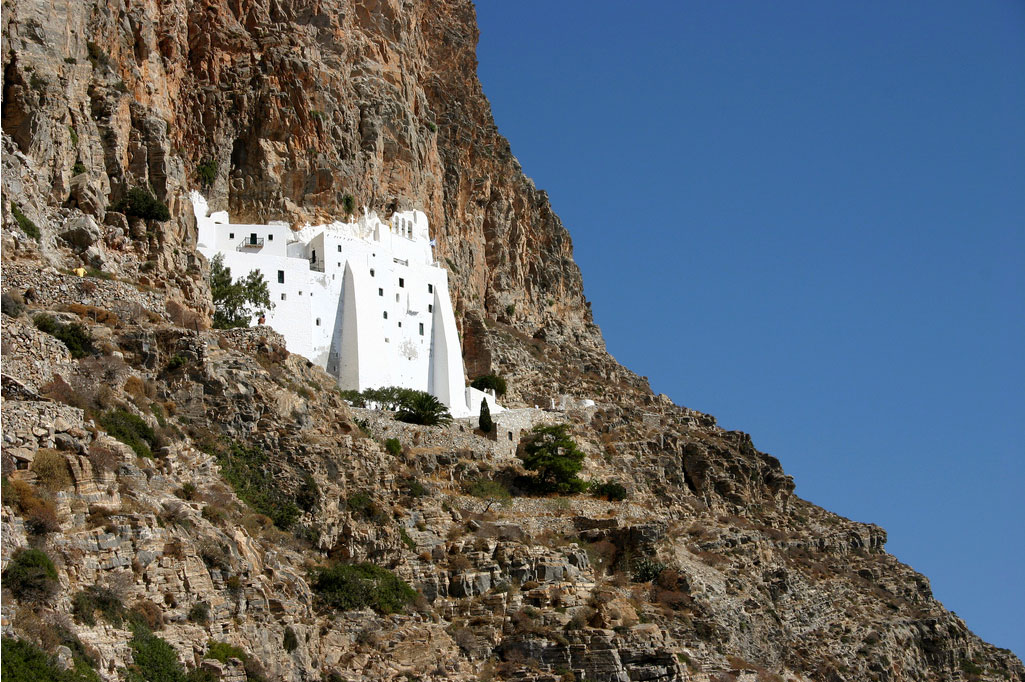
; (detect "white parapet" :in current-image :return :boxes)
[192,191,489,418]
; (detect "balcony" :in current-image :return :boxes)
[309,256,325,273]
[237,237,264,250]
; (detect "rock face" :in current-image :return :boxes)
[2,2,1023,682]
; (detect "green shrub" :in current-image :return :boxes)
[165,355,187,372]
[282,626,298,653]
[33,314,94,358]
[128,625,185,682]
[478,398,494,433]
[384,438,402,456]
[72,585,126,626]
[345,492,389,524]
[208,439,299,530]
[400,478,426,498]
[467,478,511,512]
[631,557,667,584]
[114,187,170,221]
[518,424,587,494]
[99,409,158,458]
[176,482,197,500]
[2,549,59,602]
[1,637,101,682]
[471,374,507,397]
[505,304,515,317]
[72,161,87,175]
[188,602,210,624]
[311,562,416,614]
[196,160,218,188]
[591,480,628,502]
[11,202,40,240]
[205,641,246,664]
[341,193,355,215]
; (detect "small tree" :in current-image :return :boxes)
[471,374,507,397]
[467,478,511,513]
[519,424,587,494]
[394,390,451,426]
[209,254,273,329]
[478,398,494,433]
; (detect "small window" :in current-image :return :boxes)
[378,288,383,296]
[316,318,321,326]
[399,278,405,288]
[277,270,284,284]
[268,234,273,241]
[419,323,424,336]
[383,311,388,319]
[508,432,513,441]
[428,304,433,313]
[229,232,234,239]
[337,245,342,252]
[428,284,433,294]
[370,269,375,277]
[395,294,399,302]
[250,233,258,244]
[398,322,402,328]
[337,262,341,267]
[280,293,286,301]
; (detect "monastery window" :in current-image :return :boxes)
[378,288,383,296]
[268,234,273,241]
[395,294,400,302]
[280,293,286,301]
[337,245,342,252]
[383,311,388,319]
[370,269,375,277]
[229,232,235,239]
[399,278,405,288]
[250,233,258,244]
[299,291,303,296]
[316,318,321,326]
[277,270,284,284]
[419,323,424,336]
[428,284,433,294]
[428,304,433,313]
[398,322,402,328]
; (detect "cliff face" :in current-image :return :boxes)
[2,0,601,356]
[2,2,1022,682]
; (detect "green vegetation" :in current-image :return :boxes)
[341,193,356,215]
[384,438,402,456]
[1,549,59,602]
[478,398,494,433]
[99,409,158,458]
[1,637,101,682]
[11,203,41,239]
[196,159,218,188]
[282,626,298,653]
[505,304,515,317]
[395,391,451,426]
[72,585,126,626]
[127,625,185,682]
[209,254,273,329]
[207,439,300,530]
[113,187,170,221]
[68,126,79,146]
[470,373,507,397]
[591,480,628,502]
[467,477,511,512]
[203,641,267,682]
[311,562,417,614]
[33,314,94,358]
[426,121,437,133]
[187,602,210,624]
[72,161,87,175]
[518,424,587,494]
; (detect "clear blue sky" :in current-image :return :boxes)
[474,1,1025,658]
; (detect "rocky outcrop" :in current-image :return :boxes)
[2,1,1022,681]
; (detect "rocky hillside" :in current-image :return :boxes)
[2,1,1022,681]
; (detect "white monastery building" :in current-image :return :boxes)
[192,192,499,418]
